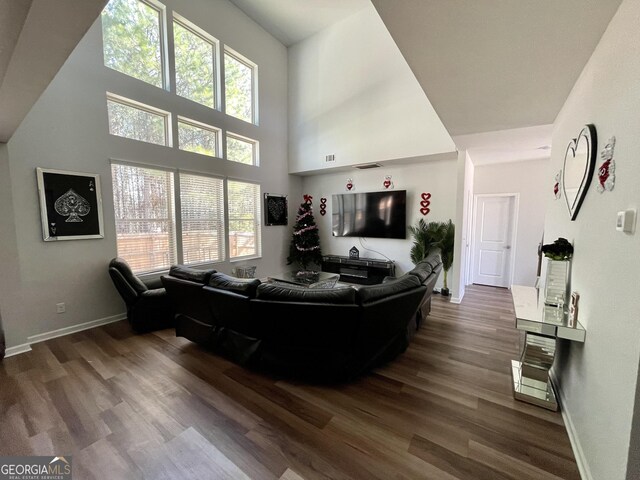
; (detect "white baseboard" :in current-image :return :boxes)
[553,374,591,480]
[27,313,126,345]
[450,296,463,304]
[3,313,126,359]
[4,343,32,358]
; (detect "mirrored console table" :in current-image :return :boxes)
[510,285,586,411]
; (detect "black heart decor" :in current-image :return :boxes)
[562,124,597,221]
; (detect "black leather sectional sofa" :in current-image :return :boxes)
[162,253,442,380]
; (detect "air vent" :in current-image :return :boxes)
[353,163,381,170]
[325,154,335,162]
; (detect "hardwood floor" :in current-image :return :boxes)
[0,285,580,479]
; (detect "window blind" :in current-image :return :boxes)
[111,163,177,273]
[227,180,261,258]
[179,173,225,265]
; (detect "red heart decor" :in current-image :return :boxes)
[420,193,432,216]
[347,183,353,190]
[320,197,327,205]
[319,197,327,216]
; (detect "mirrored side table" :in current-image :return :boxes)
[510,285,586,411]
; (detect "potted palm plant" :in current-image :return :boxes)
[408,219,443,264]
[408,219,455,296]
[438,220,455,296]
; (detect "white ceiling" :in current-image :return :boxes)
[226,0,622,145]
[228,0,369,46]
[453,125,553,166]
[0,0,108,143]
[371,0,623,136]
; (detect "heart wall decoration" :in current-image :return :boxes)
[319,197,327,216]
[420,192,431,216]
[346,178,354,191]
[597,136,616,193]
[562,124,597,221]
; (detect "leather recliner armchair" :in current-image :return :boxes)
[108,257,174,332]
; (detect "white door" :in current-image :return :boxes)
[472,195,516,287]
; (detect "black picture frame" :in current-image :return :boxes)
[36,167,105,241]
[264,193,288,226]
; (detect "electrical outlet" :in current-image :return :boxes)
[56,303,66,314]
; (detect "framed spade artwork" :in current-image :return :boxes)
[36,167,105,241]
[264,193,288,226]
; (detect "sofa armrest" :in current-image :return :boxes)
[142,276,164,290]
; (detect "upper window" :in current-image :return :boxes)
[224,49,256,124]
[226,132,258,166]
[102,0,165,88]
[107,93,170,146]
[180,173,225,264]
[173,16,217,109]
[111,163,177,273]
[178,117,220,157]
[227,180,261,259]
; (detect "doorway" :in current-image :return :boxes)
[471,194,518,288]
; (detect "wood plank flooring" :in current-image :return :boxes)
[0,285,580,479]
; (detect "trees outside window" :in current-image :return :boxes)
[102,0,164,88]
[174,18,216,108]
[224,50,255,123]
[107,94,170,146]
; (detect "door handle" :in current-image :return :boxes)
[504,245,511,249]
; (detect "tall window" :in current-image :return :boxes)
[226,132,258,165]
[111,163,176,273]
[107,93,170,146]
[227,180,261,259]
[180,173,225,264]
[102,0,165,88]
[224,49,256,124]
[173,16,216,108]
[177,117,219,157]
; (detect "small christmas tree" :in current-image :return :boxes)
[287,195,323,271]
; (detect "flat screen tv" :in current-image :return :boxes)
[332,190,406,239]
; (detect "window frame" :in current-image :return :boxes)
[226,178,262,261]
[177,170,226,267]
[225,131,259,166]
[177,116,221,158]
[223,46,259,125]
[112,161,265,271]
[102,0,169,90]
[172,12,221,109]
[106,92,172,147]
[110,160,178,274]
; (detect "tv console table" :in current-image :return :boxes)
[510,285,586,411]
[321,255,395,285]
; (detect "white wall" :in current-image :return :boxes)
[288,4,455,175]
[3,0,300,349]
[474,158,548,287]
[545,0,640,478]
[300,156,458,287]
[0,143,21,349]
[451,150,474,302]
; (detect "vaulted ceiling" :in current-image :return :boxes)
[0,0,108,143]
[371,0,623,136]
[0,0,624,145]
